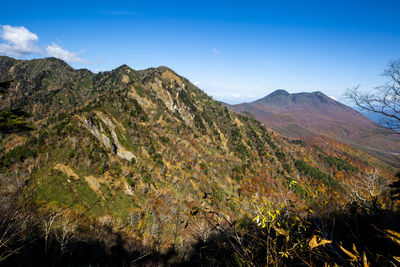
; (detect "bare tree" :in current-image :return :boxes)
[341,169,389,209]
[345,59,400,132]
[42,210,59,254]
[0,209,23,263]
[0,177,42,264]
[54,212,78,254]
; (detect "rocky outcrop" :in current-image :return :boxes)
[77,114,135,161]
[78,115,113,150]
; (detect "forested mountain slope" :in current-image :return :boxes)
[0,57,396,265]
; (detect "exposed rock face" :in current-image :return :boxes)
[78,113,135,161]
[79,115,113,150]
[110,130,135,161]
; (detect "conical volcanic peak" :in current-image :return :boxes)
[229,89,400,165]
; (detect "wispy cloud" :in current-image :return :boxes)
[46,43,88,63]
[0,25,40,57]
[0,25,89,64]
[212,48,220,55]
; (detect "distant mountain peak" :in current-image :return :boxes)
[229,87,400,165]
[255,89,290,104]
[255,89,337,106]
[313,91,325,96]
[292,91,330,99]
[266,90,329,98]
[261,90,331,101]
[267,89,290,97]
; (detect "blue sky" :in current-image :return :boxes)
[1,0,400,104]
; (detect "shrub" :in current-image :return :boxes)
[325,156,358,172]
[295,160,335,186]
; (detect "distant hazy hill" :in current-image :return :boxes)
[362,110,400,132]
[227,90,400,166]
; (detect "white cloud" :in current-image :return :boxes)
[212,48,220,55]
[193,81,201,86]
[0,25,40,57]
[232,93,240,98]
[329,96,337,101]
[0,25,89,64]
[46,43,88,63]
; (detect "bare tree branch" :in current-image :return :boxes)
[345,59,400,133]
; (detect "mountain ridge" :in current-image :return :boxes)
[0,57,395,261]
[227,89,400,166]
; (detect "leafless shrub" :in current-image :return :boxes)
[0,208,23,263]
[54,212,78,254]
[341,169,390,209]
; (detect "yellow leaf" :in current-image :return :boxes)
[386,229,400,239]
[393,256,400,263]
[319,239,332,246]
[273,226,287,236]
[385,229,400,246]
[352,243,360,257]
[309,235,332,249]
[309,236,318,249]
[362,251,369,267]
[340,245,358,261]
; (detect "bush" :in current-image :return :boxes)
[325,156,358,172]
[282,162,292,173]
[275,151,286,161]
[295,160,335,186]
[159,136,170,144]
[0,143,37,168]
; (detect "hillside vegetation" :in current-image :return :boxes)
[0,56,399,266]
